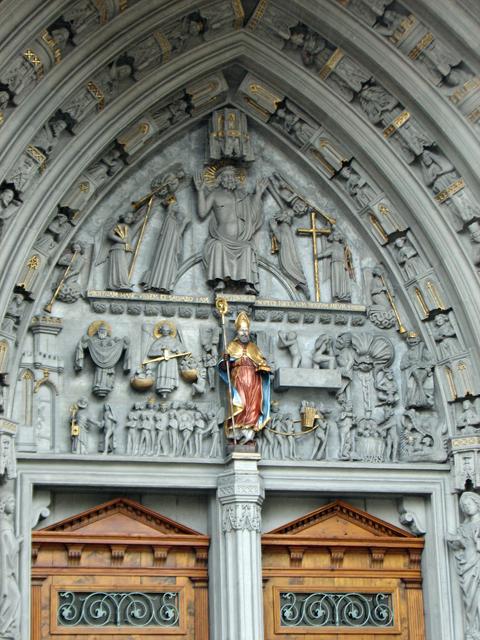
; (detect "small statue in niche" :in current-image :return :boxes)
[432,313,460,359]
[142,181,190,293]
[448,492,480,640]
[69,398,99,454]
[145,321,189,398]
[1,294,26,333]
[98,403,117,455]
[318,229,354,302]
[400,332,435,410]
[469,222,480,268]
[0,186,20,237]
[271,100,316,147]
[457,400,480,433]
[393,236,425,280]
[277,331,302,368]
[97,210,144,291]
[74,321,131,397]
[219,310,271,444]
[419,149,457,194]
[0,494,21,639]
[450,189,480,232]
[358,84,431,163]
[194,165,269,294]
[338,165,376,209]
[312,335,336,369]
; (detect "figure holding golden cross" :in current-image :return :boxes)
[296,210,333,302]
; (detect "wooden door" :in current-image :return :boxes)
[31,498,209,640]
[262,500,425,640]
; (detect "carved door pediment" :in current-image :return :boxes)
[262,500,425,639]
[31,498,209,639]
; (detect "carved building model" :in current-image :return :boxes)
[0,1,479,639]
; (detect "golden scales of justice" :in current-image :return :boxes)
[130,349,193,391]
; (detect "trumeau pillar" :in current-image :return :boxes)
[215,452,264,640]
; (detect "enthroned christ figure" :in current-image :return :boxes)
[194,166,269,295]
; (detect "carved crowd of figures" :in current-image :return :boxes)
[70,396,224,459]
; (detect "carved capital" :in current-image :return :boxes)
[222,503,261,532]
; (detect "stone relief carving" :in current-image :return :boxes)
[0,187,21,239]
[125,399,224,458]
[0,420,17,480]
[48,241,87,307]
[0,27,69,105]
[141,171,190,294]
[74,320,131,396]
[318,229,354,302]
[432,313,461,360]
[392,236,425,280]
[69,397,101,455]
[1,294,26,334]
[58,60,134,133]
[0,494,21,640]
[222,503,261,532]
[61,0,131,45]
[400,332,434,409]
[338,164,377,209]
[456,400,480,434]
[358,84,432,163]
[194,165,269,295]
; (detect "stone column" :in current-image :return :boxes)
[216,451,264,640]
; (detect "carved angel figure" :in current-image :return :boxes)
[74,321,131,397]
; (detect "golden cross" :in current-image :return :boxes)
[296,211,332,302]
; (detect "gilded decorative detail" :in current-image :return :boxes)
[390,15,417,45]
[449,77,480,105]
[426,281,446,310]
[87,81,105,110]
[119,0,128,12]
[231,0,245,29]
[408,32,434,60]
[27,144,47,173]
[0,418,16,435]
[23,49,44,79]
[248,83,282,109]
[17,254,41,290]
[243,96,270,119]
[383,111,411,138]
[468,107,480,124]
[154,32,172,63]
[445,365,457,400]
[415,287,429,318]
[94,0,109,24]
[319,48,344,81]
[0,112,4,126]
[369,214,389,243]
[248,0,268,30]
[451,436,480,449]
[434,178,465,203]
[79,182,90,192]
